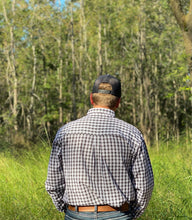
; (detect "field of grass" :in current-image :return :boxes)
[141,144,192,220]
[0,141,191,220]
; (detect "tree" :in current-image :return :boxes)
[169,0,192,143]
[2,0,18,131]
[169,0,192,86]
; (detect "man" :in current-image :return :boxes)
[45,74,154,219]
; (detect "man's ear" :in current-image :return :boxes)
[90,93,94,105]
[116,98,121,108]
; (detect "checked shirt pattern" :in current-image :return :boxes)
[45,108,154,219]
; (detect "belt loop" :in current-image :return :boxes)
[75,206,78,212]
[94,205,98,212]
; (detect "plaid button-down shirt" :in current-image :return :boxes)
[45,108,154,219]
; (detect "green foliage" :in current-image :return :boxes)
[0,0,191,144]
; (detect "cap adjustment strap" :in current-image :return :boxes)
[98,89,112,95]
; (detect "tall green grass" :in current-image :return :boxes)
[0,142,191,219]
[141,144,192,220]
[0,145,64,220]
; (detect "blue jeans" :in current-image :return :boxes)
[65,206,133,220]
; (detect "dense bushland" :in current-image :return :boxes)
[0,0,192,145]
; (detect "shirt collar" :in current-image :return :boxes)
[87,108,115,118]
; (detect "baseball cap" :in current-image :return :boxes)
[92,74,121,98]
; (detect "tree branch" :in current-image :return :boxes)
[169,0,186,30]
[190,0,192,13]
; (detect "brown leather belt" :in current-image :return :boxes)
[68,203,129,212]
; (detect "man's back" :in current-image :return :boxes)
[52,108,153,217]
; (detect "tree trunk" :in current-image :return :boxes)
[173,80,179,143]
[4,42,13,116]
[154,59,159,150]
[104,24,108,73]
[138,0,147,142]
[170,0,192,88]
[182,90,189,147]
[132,69,136,125]
[27,42,36,138]
[3,0,18,131]
[58,38,63,125]
[98,17,103,75]
[169,0,192,145]
[71,0,77,120]
[42,54,48,131]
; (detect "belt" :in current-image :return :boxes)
[68,203,129,212]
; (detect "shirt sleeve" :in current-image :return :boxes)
[45,132,66,212]
[131,137,154,219]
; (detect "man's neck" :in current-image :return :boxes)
[93,105,115,111]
